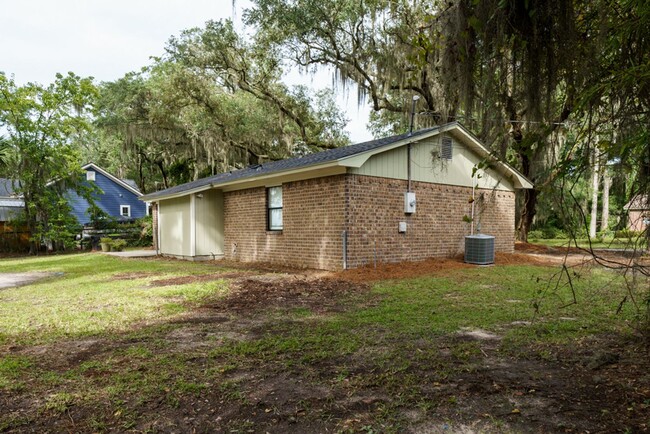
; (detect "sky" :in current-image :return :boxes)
[0,0,372,142]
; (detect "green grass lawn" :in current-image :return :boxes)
[0,253,238,345]
[529,237,645,250]
[0,253,647,433]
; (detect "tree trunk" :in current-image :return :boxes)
[518,188,537,243]
[589,149,600,238]
[515,134,536,242]
[601,168,611,232]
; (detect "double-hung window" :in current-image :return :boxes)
[120,205,131,218]
[267,186,283,231]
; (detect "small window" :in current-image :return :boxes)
[120,205,131,218]
[440,137,453,160]
[86,171,96,181]
[267,186,283,231]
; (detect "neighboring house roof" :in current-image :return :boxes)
[0,178,18,197]
[122,179,141,193]
[141,122,534,202]
[0,198,24,221]
[624,195,650,211]
[82,163,143,197]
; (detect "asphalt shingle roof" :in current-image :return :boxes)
[141,126,439,201]
[625,194,649,210]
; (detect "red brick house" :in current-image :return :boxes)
[140,122,533,270]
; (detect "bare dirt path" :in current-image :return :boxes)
[0,272,59,289]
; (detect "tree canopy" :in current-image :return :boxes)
[92,20,350,193]
[0,72,97,252]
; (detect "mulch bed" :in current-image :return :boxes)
[333,252,556,283]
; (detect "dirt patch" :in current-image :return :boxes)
[0,272,62,289]
[111,271,156,281]
[206,276,368,313]
[148,272,252,287]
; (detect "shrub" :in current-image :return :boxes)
[111,239,127,252]
[614,229,639,239]
[125,216,153,247]
[528,230,543,240]
[542,227,558,239]
[99,237,112,244]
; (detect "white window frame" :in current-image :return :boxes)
[120,205,131,218]
[266,186,283,231]
[86,171,96,181]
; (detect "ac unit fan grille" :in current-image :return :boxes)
[464,235,495,265]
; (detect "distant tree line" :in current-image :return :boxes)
[1,0,648,251]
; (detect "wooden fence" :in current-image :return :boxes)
[0,222,30,252]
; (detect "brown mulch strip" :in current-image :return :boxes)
[515,241,555,253]
[333,252,556,283]
[333,257,472,283]
[494,252,556,265]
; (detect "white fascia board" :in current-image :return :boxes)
[140,185,214,203]
[431,124,534,189]
[82,163,143,197]
[445,125,534,189]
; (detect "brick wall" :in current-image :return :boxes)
[222,173,515,270]
[345,175,515,268]
[223,175,346,269]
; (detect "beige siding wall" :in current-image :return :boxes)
[159,196,191,256]
[350,136,514,191]
[223,175,346,269]
[195,189,224,256]
[345,175,515,268]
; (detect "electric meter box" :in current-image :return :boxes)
[404,192,416,214]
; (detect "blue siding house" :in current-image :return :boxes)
[66,163,147,225]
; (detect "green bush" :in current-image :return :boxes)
[541,227,564,239]
[99,237,112,244]
[125,216,153,247]
[614,229,640,239]
[528,230,543,240]
[111,239,127,252]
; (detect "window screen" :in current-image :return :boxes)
[267,186,283,231]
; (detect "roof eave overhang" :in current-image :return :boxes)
[140,162,346,202]
[445,123,534,189]
[142,122,534,202]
